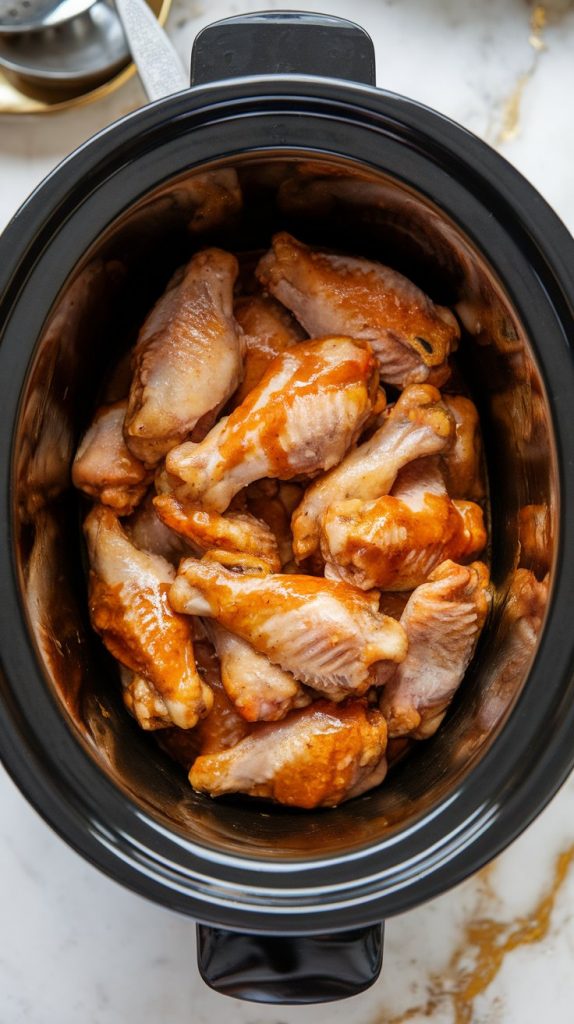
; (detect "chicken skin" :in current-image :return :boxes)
[206,622,310,722]
[233,292,306,405]
[153,494,281,571]
[189,699,388,808]
[321,457,486,591]
[72,400,151,515]
[124,249,244,465]
[170,557,407,700]
[379,560,491,739]
[441,395,485,500]
[163,337,379,512]
[84,505,212,730]
[292,383,454,561]
[256,233,459,387]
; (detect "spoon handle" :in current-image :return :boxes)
[113,0,187,101]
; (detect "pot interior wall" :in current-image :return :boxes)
[12,154,555,858]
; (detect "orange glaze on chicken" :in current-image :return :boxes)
[164,337,380,512]
[170,557,407,700]
[233,292,306,405]
[189,699,388,808]
[321,492,486,591]
[218,337,378,476]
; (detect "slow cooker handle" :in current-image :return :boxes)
[190,11,376,87]
[196,922,384,1004]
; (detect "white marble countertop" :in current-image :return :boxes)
[2,1,574,1021]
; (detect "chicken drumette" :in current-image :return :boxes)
[257,233,459,387]
[170,555,407,700]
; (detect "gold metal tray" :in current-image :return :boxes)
[0,0,172,114]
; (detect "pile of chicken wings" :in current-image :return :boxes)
[73,230,491,809]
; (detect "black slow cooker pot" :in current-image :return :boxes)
[1,10,574,1006]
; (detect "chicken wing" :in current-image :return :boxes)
[441,394,485,499]
[292,383,454,561]
[72,400,151,515]
[256,233,459,387]
[84,505,212,730]
[163,337,379,512]
[379,560,491,739]
[153,494,280,571]
[189,699,388,808]
[233,292,306,405]
[321,457,486,590]
[205,622,310,722]
[124,249,244,465]
[169,557,407,700]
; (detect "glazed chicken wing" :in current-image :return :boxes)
[153,494,280,571]
[379,560,491,739]
[189,700,388,808]
[84,505,212,730]
[72,400,151,515]
[170,556,407,700]
[256,233,459,387]
[292,383,454,561]
[206,622,310,722]
[321,457,486,590]
[124,249,244,465]
[441,395,485,499]
[163,337,379,512]
[233,292,306,405]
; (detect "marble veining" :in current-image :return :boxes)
[2,1,574,1021]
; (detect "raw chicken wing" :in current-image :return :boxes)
[72,400,151,515]
[321,457,486,590]
[206,622,310,722]
[124,249,244,464]
[379,560,491,738]
[163,337,379,512]
[153,493,280,571]
[170,557,407,700]
[257,233,459,386]
[233,292,305,404]
[292,383,454,561]
[84,505,212,730]
[189,699,388,808]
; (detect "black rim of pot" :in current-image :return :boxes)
[0,77,574,932]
